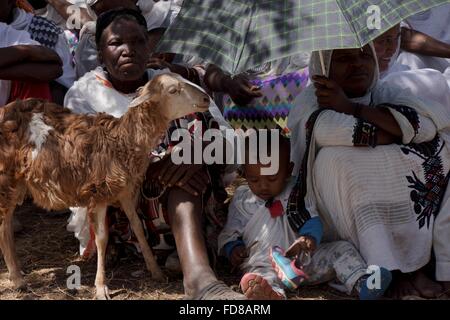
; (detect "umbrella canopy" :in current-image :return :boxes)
[157,0,450,75]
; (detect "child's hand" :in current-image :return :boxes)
[285,236,317,258]
[230,245,248,268]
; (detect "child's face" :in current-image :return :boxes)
[244,160,293,201]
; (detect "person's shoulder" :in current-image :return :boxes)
[66,68,101,97]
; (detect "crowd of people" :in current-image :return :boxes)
[1,0,450,300]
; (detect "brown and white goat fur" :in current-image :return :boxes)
[0,73,210,299]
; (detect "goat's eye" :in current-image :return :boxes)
[168,87,177,94]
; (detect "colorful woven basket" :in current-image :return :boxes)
[222,68,309,137]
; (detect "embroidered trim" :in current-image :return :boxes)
[380,103,420,138]
[402,136,450,229]
[286,109,324,232]
[352,119,378,147]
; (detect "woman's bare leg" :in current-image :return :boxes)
[167,187,217,297]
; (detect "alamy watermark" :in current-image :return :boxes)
[367,5,381,30]
[66,265,81,290]
[65,4,84,30]
[169,125,281,175]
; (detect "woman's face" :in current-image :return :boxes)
[98,18,150,83]
[373,25,401,73]
[328,45,376,98]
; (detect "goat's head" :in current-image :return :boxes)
[131,73,210,121]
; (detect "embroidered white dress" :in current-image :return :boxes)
[289,49,450,280]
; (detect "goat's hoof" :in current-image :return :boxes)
[95,285,111,300]
[152,271,168,283]
[11,277,26,291]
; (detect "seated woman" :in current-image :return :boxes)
[0,22,62,106]
[64,8,243,300]
[288,44,450,299]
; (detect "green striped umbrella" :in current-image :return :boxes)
[157,0,450,75]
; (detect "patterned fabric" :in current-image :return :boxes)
[27,15,62,49]
[402,136,450,229]
[157,0,450,74]
[222,69,309,135]
[352,120,378,147]
[381,103,420,137]
[286,109,325,233]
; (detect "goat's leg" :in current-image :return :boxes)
[0,173,25,290]
[120,197,166,282]
[88,204,110,300]
[0,205,25,290]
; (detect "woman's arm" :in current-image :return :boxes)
[0,45,63,82]
[0,62,62,81]
[401,27,450,59]
[204,64,262,106]
[312,75,403,138]
[313,109,398,147]
[0,45,62,67]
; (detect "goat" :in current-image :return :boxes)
[0,73,210,299]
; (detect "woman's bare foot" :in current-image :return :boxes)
[410,270,443,298]
[386,272,420,299]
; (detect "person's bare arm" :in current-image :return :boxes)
[313,75,403,138]
[45,0,93,25]
[204,64,262,106]
[401,27,450,58]
[0,45,62,67]
[0,62,62,81]
[0,45,63,81]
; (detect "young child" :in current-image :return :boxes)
[218,134,392,300]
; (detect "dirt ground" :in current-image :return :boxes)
[0,199,356,300]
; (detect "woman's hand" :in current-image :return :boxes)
[312,75,353,114]
[204,64,262,106]
[285,235,317,258]
[224,74,263,106]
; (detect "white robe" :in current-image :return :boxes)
[289,82,450,279]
